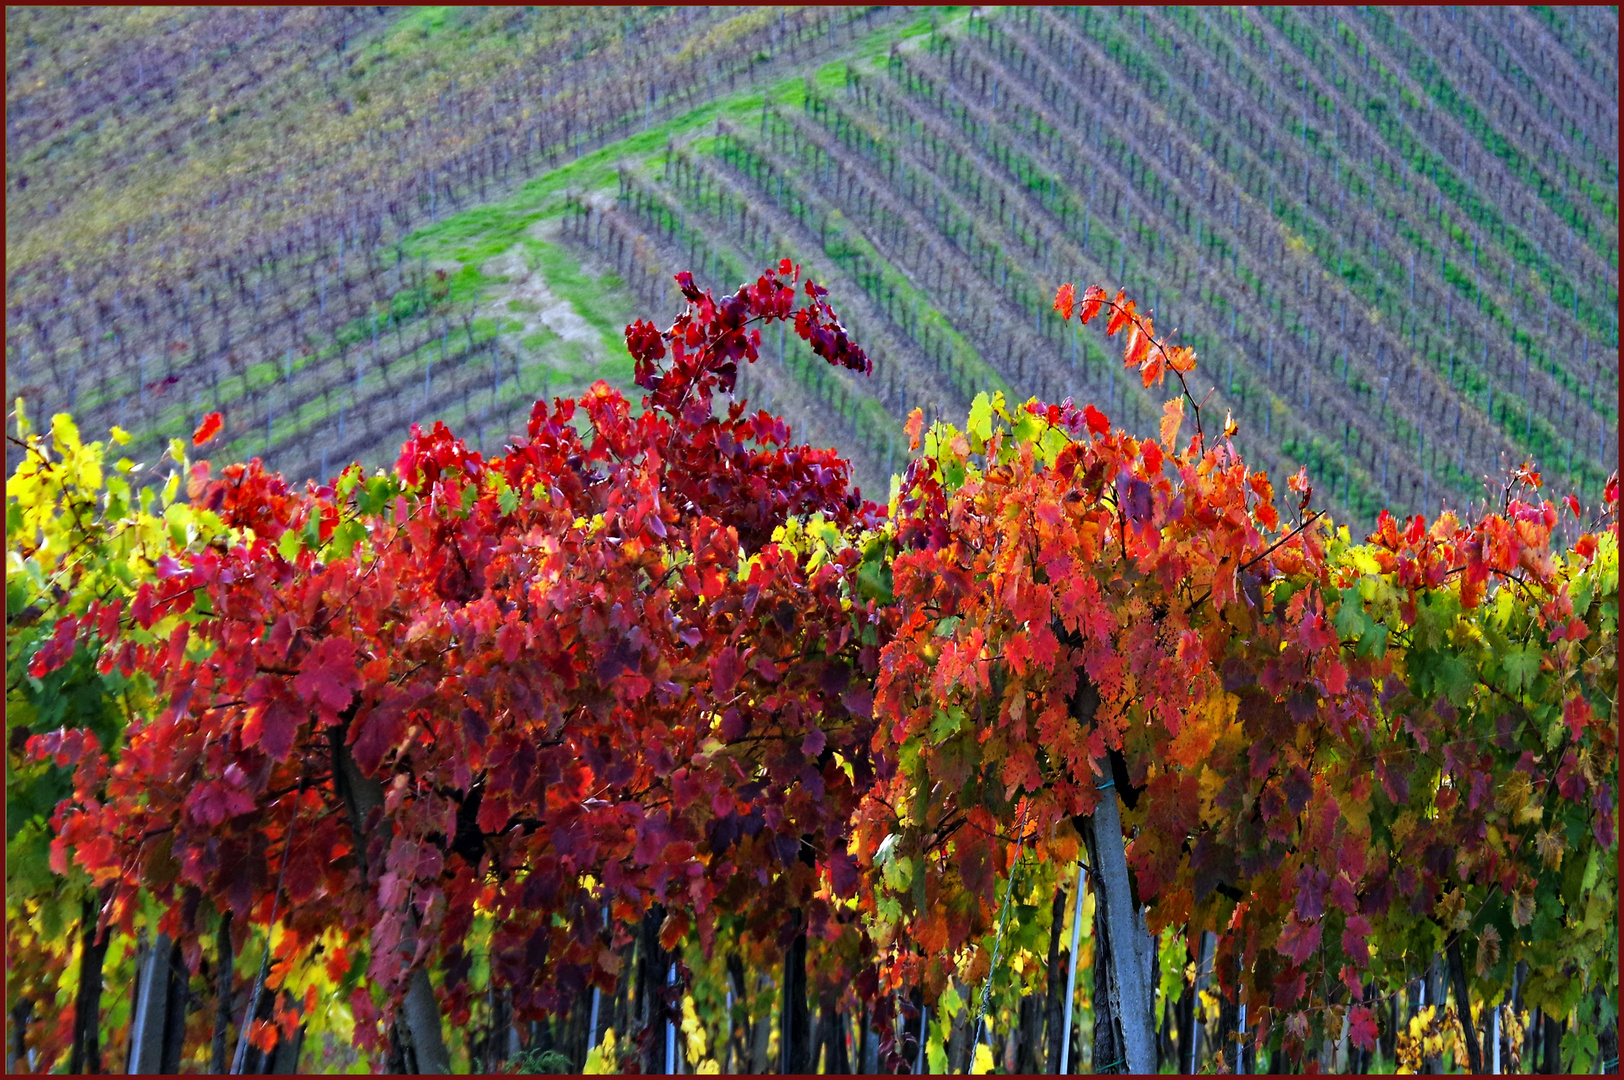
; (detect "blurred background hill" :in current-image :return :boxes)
[7,6,1617,531]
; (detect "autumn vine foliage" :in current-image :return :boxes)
[856,282,1354,1046]
[22,261,899,1068]
[852,281,1617,1068]
[7,407,241,1072]
[10,264,1617,1073]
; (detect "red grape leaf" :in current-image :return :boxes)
[1348,1006,1378,1052]
[1341,914,1373,968]
[710,647,742,696]
[294,637,360,713]
[1276,918,1321,965]
[349,687,409,776]
[192,411,223,446]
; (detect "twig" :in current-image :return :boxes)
[1187,510,1325,614]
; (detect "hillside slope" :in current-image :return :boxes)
[5,5,900,474]
[7,6,1616,531]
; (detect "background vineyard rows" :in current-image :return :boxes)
[5,8,1620,1078]
[5,6,899,483]
[6,6,1616,533]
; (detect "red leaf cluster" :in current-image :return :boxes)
[45,265,890,1038]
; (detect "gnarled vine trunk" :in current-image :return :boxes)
[634,904,671,1074]
[211,911,233,1073]
[1071,677,1157,1076]
[1445,934,1483,1075]
[1174,928,1200,1073]
[1085,865,1121,1075]
[1041,884,1070,1071]
[332,730,451,1074]
[159,937,190,1073]
[816,998,851,1074]
[127,932,186,1074]
[1422,953,1446,1074]
[9,999,31,1075]
[782,916,812,1074]
[69,894,110,1075]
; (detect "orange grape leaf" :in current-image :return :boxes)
[192,411,223,446]
[266,953,293,990]
[1123,325,1151,370]
[1287,466,1312,510]
[918,907,949,957]
[1053,283,1076,320]
[1248,472,1274,505]
[957,822,996,906]
[1079,285,1107,324]
[325,944,351,983]
[1159,399,1185,450]
[1105,291,1130,336]
[1001,742,1042,798]
[906,407,924,452]
[659,909,691,951]
[277,1002,301,1039]
[250,1019,279,1053]
[1168,345,1197,372]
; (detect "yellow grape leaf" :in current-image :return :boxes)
[1198,765,1226,817]
[49,413,83,458]
[1533,828,1564,868]
[967,393,993,443]
[1510,890,1535,928]
[1167,693,1226,769]
[584,1028,618,1074]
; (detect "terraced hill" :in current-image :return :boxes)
[5,5,901,475]
[7,6,1617,532]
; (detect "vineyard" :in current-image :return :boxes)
[5,5,1621,1078]
[7,7,1618,531]
[576,7,1618,526]
[5,5,902,482]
